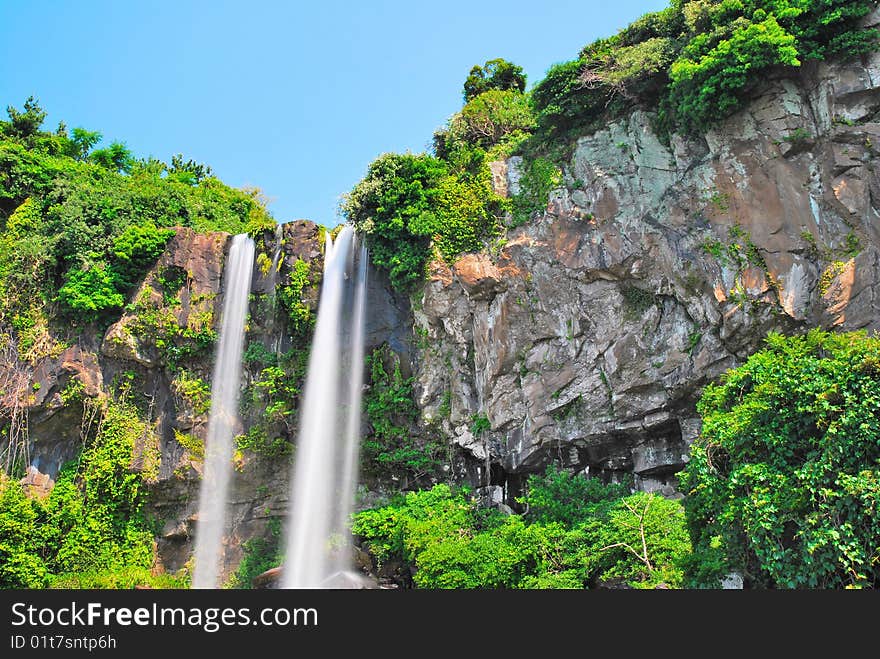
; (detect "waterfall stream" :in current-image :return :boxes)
[192,225,366,588]
[282,225,367,588]
[192,233,255,589]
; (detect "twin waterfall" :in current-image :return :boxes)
[192,234,254,589]
[192,225,367,588]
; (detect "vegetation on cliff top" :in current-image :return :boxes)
[345,0,877,292]
[0,97,275,363]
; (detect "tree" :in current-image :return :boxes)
[168,153,213,185]
[442,89,536,152]
[89,141,134,174]
[463,58,526,102]
[68,127,102,161]
[3,96,47,140]
[680,330,880,588]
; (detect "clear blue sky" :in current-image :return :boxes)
[0,0,668,227]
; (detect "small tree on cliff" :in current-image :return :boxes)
[680,330,880,588]
[463,58,527,102]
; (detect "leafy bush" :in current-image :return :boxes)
[680,330,880,588]
[463,58,527,102]
[343,153,502,292]
[353,467,691,589]
[0,475,49,588]
[522,464,629,525]
[56,264,126,320]
[529,0,879,140]
[239,346,308,458]
[530,59,613,141]
[225,518,283,589]
[665,13,800,132]
[277,258,315,338]
[441,90,536,155]
[112,222,175,288]
[510,156,562,226]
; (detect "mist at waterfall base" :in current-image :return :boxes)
[192,226,368,588]
[192,234,255,589]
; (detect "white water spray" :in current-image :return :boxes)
[192,233,255,589]
[282,225,368,588]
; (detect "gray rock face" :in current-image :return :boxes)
[413,53,880,495]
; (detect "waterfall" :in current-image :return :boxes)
[282,225,368,588]
[192,233,255,589]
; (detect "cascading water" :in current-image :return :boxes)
[192,233,255,589]
[332,239,367,577]
[282,225,368,588]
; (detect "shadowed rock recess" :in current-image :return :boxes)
[10,45,880,578]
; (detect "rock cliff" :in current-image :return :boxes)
[413,47,880,500]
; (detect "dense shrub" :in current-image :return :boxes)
[441,89,536,155]
[680,330,880,588]
[342,153,502,292]
[353,466,691,589]
[361,344,443,483]
[530,0,879,139]
[463,58,527,102]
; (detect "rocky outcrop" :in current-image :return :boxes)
[413,50,880,498]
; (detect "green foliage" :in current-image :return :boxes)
[111,222,175,289]
[463,58,527,102]
[0,398,164,588]
[353,469,690,589]
[666,13,799,132]
[361,344,442,482]
[277,258,314,338]
[469,413,491,437]
[680,330,880,588]
[243,340,278,368]
[173,429,204,460]
[0,98,276,341]
[439,90,536,156]
[530,59,613,142]
[56,264,126,322]
[239,346,308,458]
[235,426,292,460]
[510,157,561,226]
[528,0,878,141]
[522,464,629,525]
[48,568,187,589]
[0,475,49,588]
[171,370,211,416]
[583,491,692,588]
[168,153,213,186]
[343,152,502,292]
[125,287,217,369]
[157,266,187,306]
[252,356,305,424]
[67,127,101,161]
[226,518,283,588]
[2,96,47,143]
[89,141,134,174]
